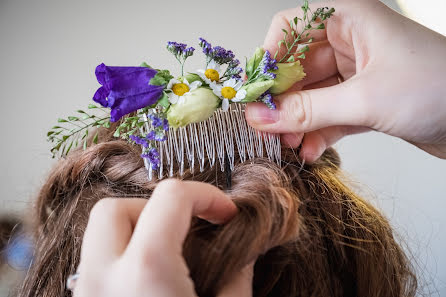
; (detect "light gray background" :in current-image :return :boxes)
[0,0,444,295]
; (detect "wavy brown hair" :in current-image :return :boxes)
[18,125,417,297]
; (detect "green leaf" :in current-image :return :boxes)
[83,139,87,150]
[293,16,298,25]
[52,125,62,129]
[93,132,99,144]
[140,62,152,68]
[157,92,170,109]
[297,53,306,59]
[88,104,98,109]
[113,127,121,138]
[65,141,73,155]
[287,55,295,62]
[47,131,55,137]
[246,47,265,79]
[62,135,69,141]
[68,116,79,121]
[102,121,111,128]
[150,69,173,86]
[58,118,68,123]
[298,45,310,53]
[282,29,288,35]
[81,129,89,140]
[316,23,325,30]
[77,110,86,114]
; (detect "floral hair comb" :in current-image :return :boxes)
[47,1,334,180]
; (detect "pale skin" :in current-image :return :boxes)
[246,0,446,162]
[74,180,255,297]
[76,1,446,296]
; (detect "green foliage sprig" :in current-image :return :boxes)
[275,0,335,63]
[47,104,111,158]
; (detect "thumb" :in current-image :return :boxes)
[245,79,369,134]
[216,261,255,297]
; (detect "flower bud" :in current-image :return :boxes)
[240,80,274,103]
[167,87,219,128]
[270,61,306,94]
[246,47,265,79]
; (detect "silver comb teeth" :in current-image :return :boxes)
[139,104,281,180]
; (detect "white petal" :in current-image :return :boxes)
[226,78,237,88]
[212,86,222,97]
[234,80,243,91]
[178,96,185,105]
[167,78,180,90]
[222,99,229,111]
[168,94,179,104]
[182,77,190,86]
[189,80,202,90]
[235,89,247,100]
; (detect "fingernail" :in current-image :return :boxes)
[246,103,279,124]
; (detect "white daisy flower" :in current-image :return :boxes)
[166,77,202,104]
[211,78,247,112]
[196,60,223,84]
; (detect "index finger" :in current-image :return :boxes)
[126,179,237,256]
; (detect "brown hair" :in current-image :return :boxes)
[18,125,417,297]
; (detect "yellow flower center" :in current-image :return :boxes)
[205,69,220,82]
[221,87,237,100]
[172,83,190,96]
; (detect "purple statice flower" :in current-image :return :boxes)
[259,91,276,110]
[199,37,213,55]
[149,114,169,131]
[130,135,149,147]
[142,147,160,170]
[212,46,235,65]
[167,41,194,60]
[183,47,195,58]
[149,114,163,128]
[162,118,169,131]
[93,63,164,122]
[229,58,240,68]
[259,50,278,79]
[167,41,187,54]
[145,130,166,142]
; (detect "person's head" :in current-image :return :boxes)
[19,124,417,297]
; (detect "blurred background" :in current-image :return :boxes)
[0,0,445,295]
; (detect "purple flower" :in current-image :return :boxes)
[259,91,276,110]
[199,37,213,55]
[149,114,169,131]
[259,51,278,79]
[130,135,149,148]
[93,63,164,122]
[142,148,161,170]
[167,42,194,59]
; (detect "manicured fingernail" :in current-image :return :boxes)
[246,103,279,124]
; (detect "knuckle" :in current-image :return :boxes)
[281,91,313,132]
[89,198,123,222]
[154,179,183,195]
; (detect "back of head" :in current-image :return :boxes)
[18,125,417,297]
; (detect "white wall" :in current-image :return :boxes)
[0,0,444,295]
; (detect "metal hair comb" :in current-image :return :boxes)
[139,104,281,180]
